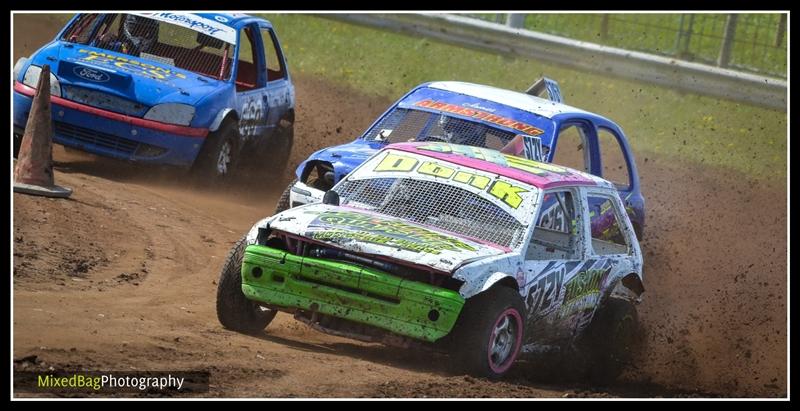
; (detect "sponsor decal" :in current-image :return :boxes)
[417,143,570,177]
[72,66,110,83]
[214,16,229,23]
[526,265,566,317]
[372,152,529,209]
[239,96,265,137]
[415,99,545,136]
[305,210,478,254]
[77,49,187,80]
[557,266,610,319]
[142,13,235,44]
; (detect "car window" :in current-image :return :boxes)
[61,14,235,80]
[527,191,580,260]
[553,123,590,173]
[261,28,286,81]
[598,128,631,190]
[236,26,261,91]
[363,108,517,150]
[587,194,630,255]
[62,14,101,44]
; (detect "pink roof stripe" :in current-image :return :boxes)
[387,142,600,190]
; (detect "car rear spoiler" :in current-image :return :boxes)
[525,77,563,103]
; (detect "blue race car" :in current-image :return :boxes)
[280,79,645,238]
[13,13,295,179]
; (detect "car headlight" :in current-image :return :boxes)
[13,57,28,81]
[22,64,62,97]
[143,103,195,126]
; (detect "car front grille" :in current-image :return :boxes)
[61,86,148,117]
[54,122,166,158]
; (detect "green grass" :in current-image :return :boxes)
[463,13,787,78]
[30,13,786,179]
[262,14,786,180]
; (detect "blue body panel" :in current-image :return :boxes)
[13,13,294,169]
[14,91,202,165]
[295,83,645,235]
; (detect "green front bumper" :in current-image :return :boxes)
[241,245,465,342]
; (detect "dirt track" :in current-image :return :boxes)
[12,15,787,398]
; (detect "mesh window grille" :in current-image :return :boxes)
[365,108,519,151]
[62,14,234,80]
[337,177,527,248]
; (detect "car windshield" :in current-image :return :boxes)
[365,108,518,147]
[61,13,235,80]
[363,108,550,160]
[337,177,527,249]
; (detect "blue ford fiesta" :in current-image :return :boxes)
[13,12,295,179]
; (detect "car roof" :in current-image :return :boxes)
[424,81,594,120]
[386,142,612,190]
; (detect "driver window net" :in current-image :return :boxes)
[365,108,517,151]
[62,14,234,80]
[337,177,526,248]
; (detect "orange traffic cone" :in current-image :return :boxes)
[13,64,72,198]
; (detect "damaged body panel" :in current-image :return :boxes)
[221,142,644,378]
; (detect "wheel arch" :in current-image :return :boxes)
[209,108,240,132]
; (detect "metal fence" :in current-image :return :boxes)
[462,13,787,79]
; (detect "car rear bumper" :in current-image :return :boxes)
[241,245,465,342]
[13,81,208,167]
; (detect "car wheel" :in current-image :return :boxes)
[580,297,639,383]
[216,235,277,334]
[194,120,239,181]
[274,178,297,214]
[13,132,22,159]
[451,286,525,379]
[266,119,294,175]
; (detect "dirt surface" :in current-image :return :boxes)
[12,14,787,398]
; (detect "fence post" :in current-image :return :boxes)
[600,14,609,39]
[775,14,786,47]
[506,14,526,29]
[674,14,695,58]
[717,14,739,68]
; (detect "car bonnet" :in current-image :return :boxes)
[268,203,511,273]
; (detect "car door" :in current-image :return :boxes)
[521,188,588,346]
[234,23,269,143]
[565,188,638,339]
[595,125,644,237]
[258,23,291,131]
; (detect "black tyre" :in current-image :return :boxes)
[216,236,276,334]
[13,132,22,159]
[580,297,639,383]
[274,178,297,214]
[193,120,239,181]
[451,286,526,379]
[266,120,294,175]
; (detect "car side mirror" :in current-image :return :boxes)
[322,190,340,206]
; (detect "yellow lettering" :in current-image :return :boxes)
[453,171,490,189]
[418,162,454,178]
[489,180,527,209]
[374,153,418,172]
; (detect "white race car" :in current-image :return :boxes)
[217,142,644,379]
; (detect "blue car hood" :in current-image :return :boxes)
[32,42,225,107]
[303,139,386,181]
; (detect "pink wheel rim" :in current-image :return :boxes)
[487,307,523,374]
